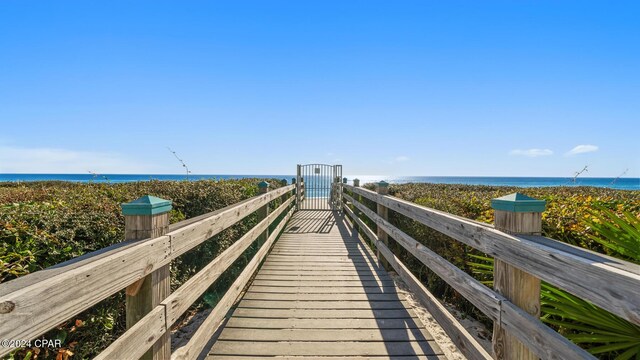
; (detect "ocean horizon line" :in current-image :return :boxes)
[1,173,639,180]
[1,173,638,191]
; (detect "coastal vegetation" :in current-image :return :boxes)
[0,179,287,359]
[0,180,638,359]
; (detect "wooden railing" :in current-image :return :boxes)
[0,183,296,359]
[341,183,640,360]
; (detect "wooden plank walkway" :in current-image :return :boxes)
[206,210,446,359]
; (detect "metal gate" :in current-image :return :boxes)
[296,164,342,210]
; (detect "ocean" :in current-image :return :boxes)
[0,174,638,190]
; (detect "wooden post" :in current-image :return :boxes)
[291,177,296,209]
[491,193,545,360]
[257,181,270,245]
[296,165,301,210]
[121,196,172,360]
[340,177,347,210]
[333,176,340,209]
[376,181,390,270]
[352,178,361,233]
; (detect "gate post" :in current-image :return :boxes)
[122,196,172,360]
[376,181,390,270]
[491,193,544,360]
[257,181,270,245]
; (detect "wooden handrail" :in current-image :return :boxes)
[96,196,295,360]
[343,184,640,325]
[342,184,640,359]
[0,184,295,358]
[342,192,594,359]
[342,202,492,360]
[172,205,295,360]
[342,193,503,317]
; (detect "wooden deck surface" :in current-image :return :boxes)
[206,210,446,359]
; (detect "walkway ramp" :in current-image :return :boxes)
[207,210,445,359]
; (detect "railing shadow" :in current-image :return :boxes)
[332,210,440,358]
[284,210,335,234]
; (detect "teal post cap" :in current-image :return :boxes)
[258,181,270,188]
[343,177,348,183]
[491,193,546,213]
[121,195,172,216]
[377,180,389,187]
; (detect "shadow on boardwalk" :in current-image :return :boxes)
[204,210,444,359]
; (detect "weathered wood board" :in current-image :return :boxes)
[206,210,446,359]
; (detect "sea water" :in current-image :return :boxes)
[0,174,638,191]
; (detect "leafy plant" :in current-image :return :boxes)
[541,284,640,360]
[583,204,640,262]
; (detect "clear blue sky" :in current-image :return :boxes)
[1,1,638,177]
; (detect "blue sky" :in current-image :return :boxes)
[1,1,638,177]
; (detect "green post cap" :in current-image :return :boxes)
[491,193,546,213]
[291,177,296,184]
[342,177,348,183]
[258,181,270,188]
[377,181,389,188]
[121,195,172,216]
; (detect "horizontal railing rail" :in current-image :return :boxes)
[0,184,296,358]
[341,200,493,360]
[342,183,640,360]
[100,197,296,360]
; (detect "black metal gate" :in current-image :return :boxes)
[296,164,342,210]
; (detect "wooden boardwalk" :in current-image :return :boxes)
[207,210,446,359]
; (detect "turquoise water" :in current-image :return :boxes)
[0,174,638,190]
